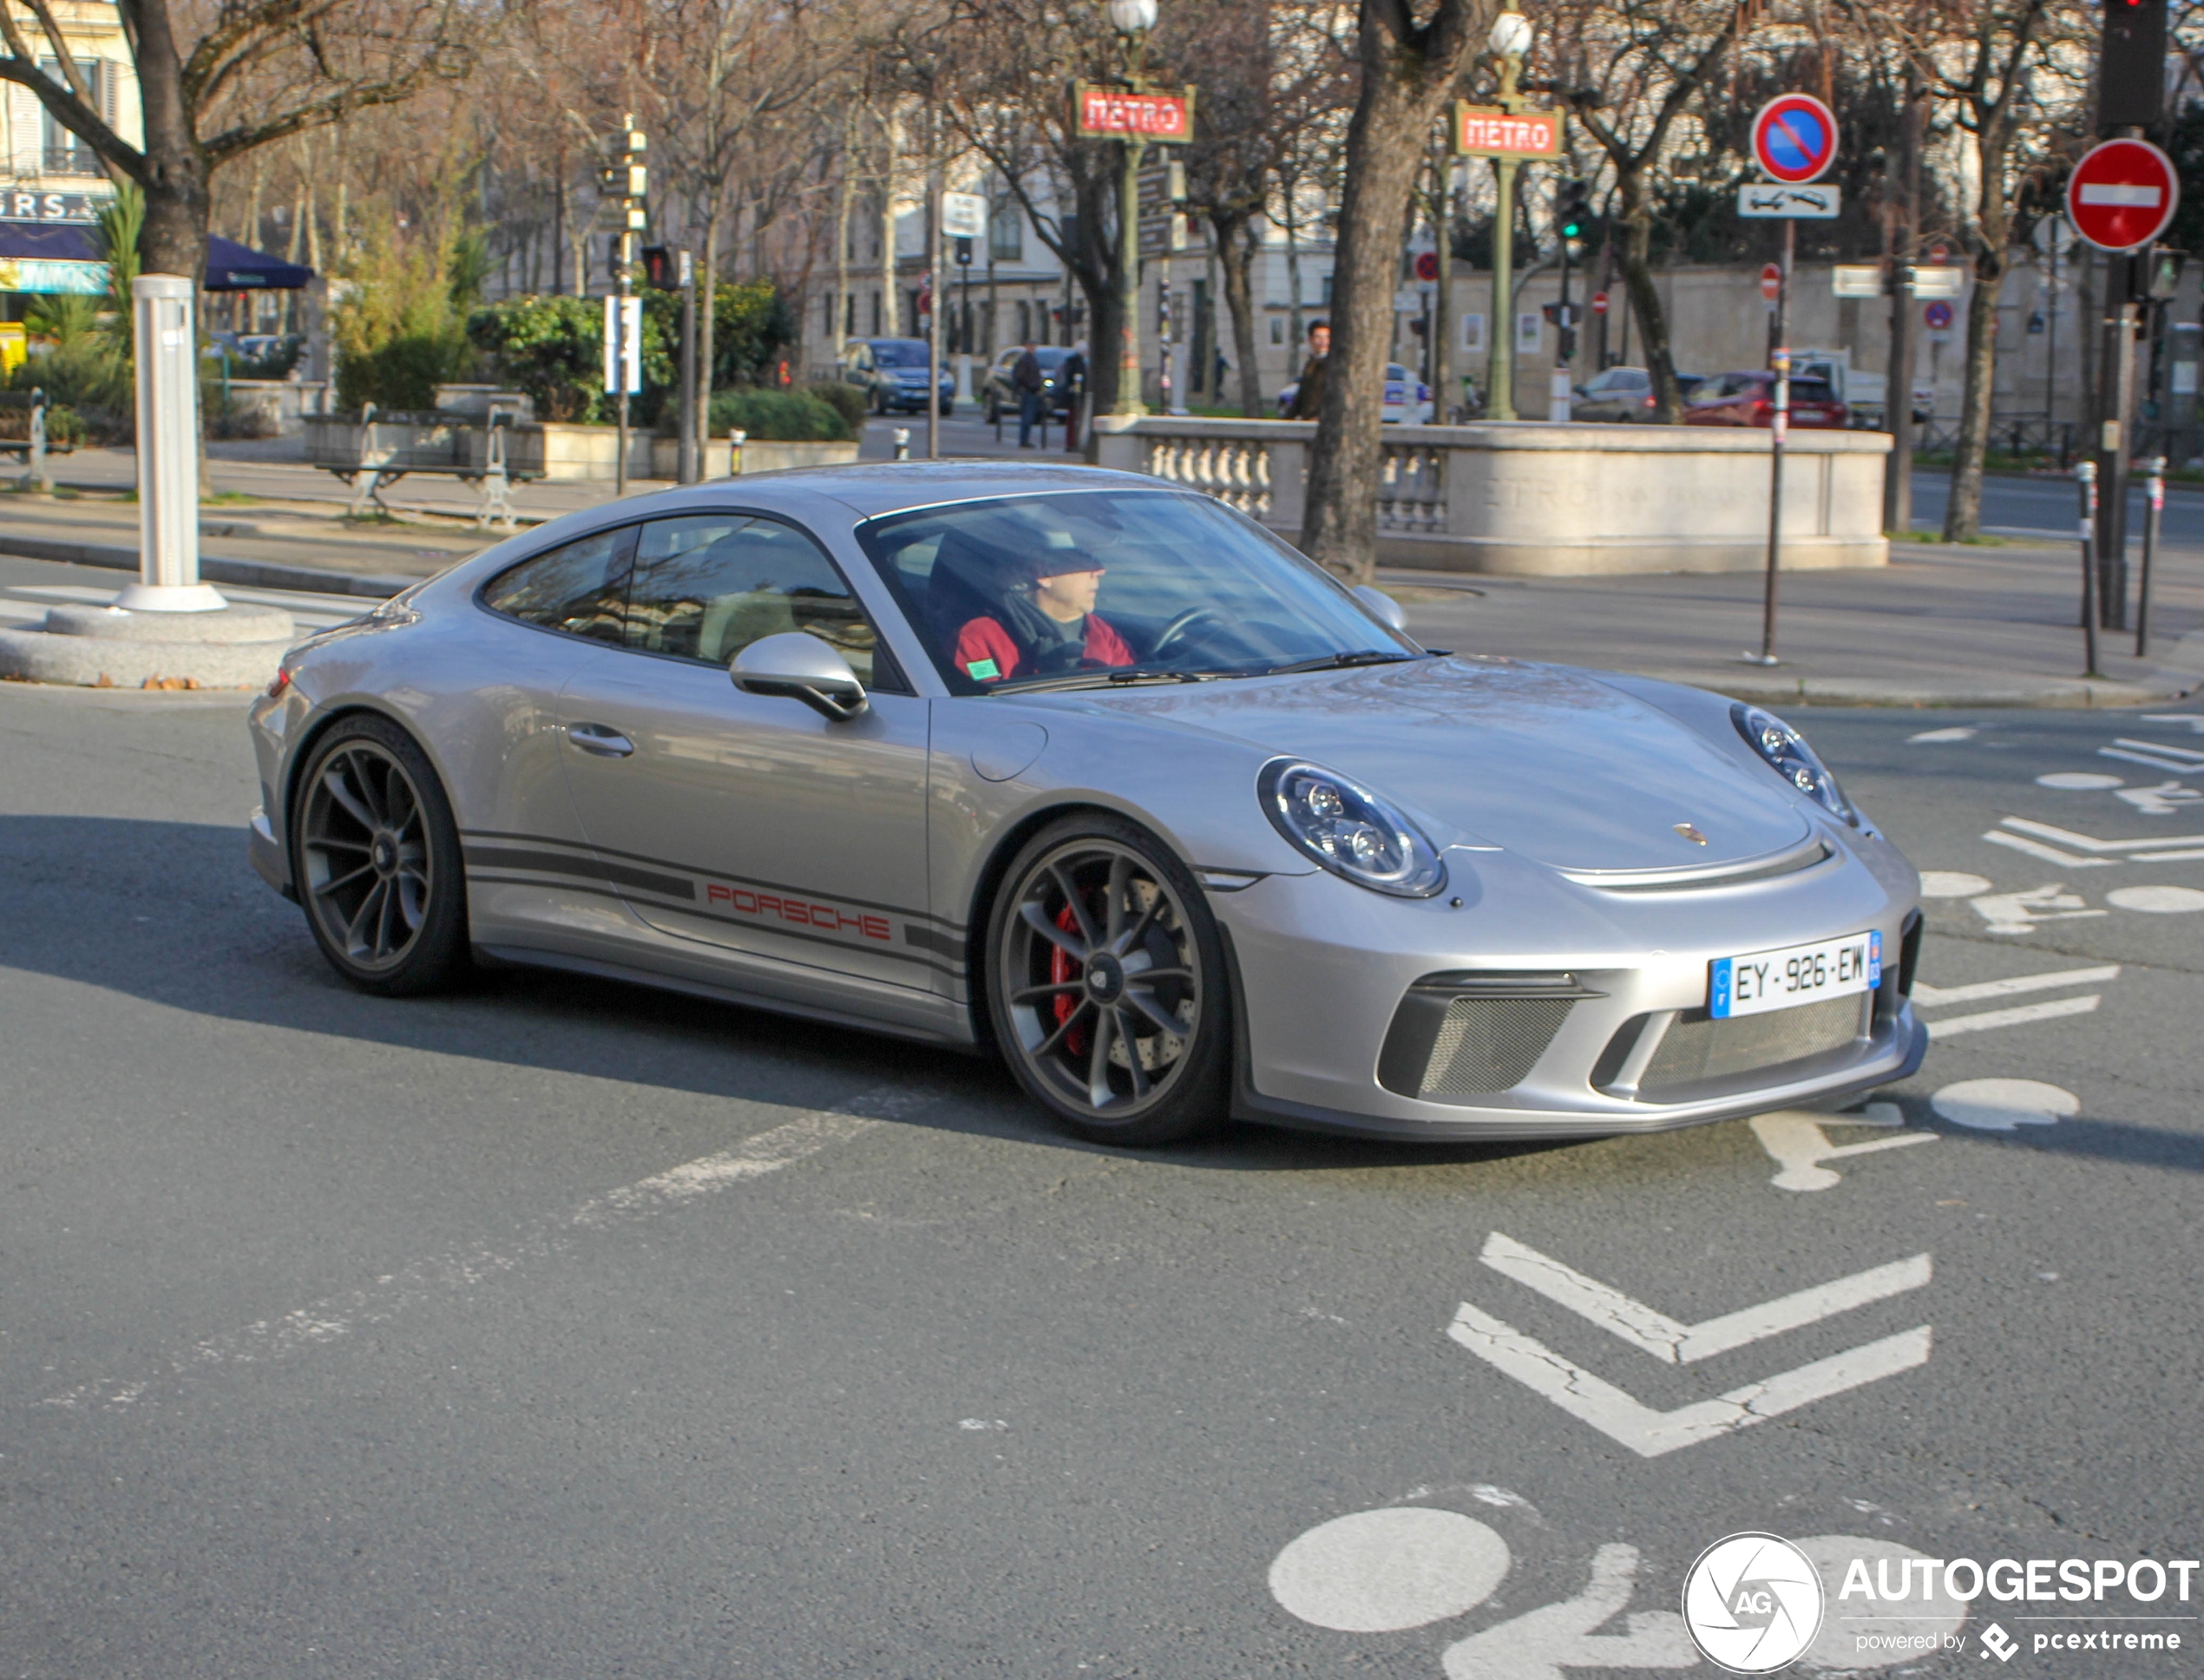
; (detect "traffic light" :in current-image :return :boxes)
[2100,0,2167,131]
[640,246,691,290]
[1558,179,1591,244]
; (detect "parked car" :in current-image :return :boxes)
[1571,367,1715,422]
[837,338,955,417]
[247,463,1925,1148]
[1275,364,1433,423]
[1791,350,1932,429]
[1683,371,1848,430]
[981,345,1079,424]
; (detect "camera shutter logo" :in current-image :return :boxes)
[1682,1532,1825,1673]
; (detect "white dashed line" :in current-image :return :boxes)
[43,1083,935,1412]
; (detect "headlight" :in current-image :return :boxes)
[1731,704,1855,824]
[1258,760,1446,897]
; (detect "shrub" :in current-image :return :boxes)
[709,388,849,442]
[331,216,480,414]
[805,379,869,434]
[469,293,672,424]
[8,293,130,435]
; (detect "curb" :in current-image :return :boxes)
[1643,669,2200,709]
[0,534,410,599]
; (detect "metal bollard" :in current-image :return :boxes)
[893,427,911,463]
[2076,460,2102,679]
[2136,455,2165,659]
[728,427,746,476]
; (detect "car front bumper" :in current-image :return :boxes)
[1215,830,1924,1141]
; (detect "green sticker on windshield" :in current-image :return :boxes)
[967,658,1000,681]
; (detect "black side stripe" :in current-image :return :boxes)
[904,924,962,959]
[466,845,695,901]
[468,874,953,974]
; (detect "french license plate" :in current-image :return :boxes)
[1709,931,1880,1020]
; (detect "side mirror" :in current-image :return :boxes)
[730,631,869,721]
[1351,585,1408,633]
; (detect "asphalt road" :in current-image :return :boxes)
[3,649,2200,1674]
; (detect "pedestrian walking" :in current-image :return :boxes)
[1013,340,1046,449]
[1286,320,1328,420]
[1059,345,1087,452]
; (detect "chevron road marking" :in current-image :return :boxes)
[1449,1234,1932,1457]
[1479,1234,1931,1364]
[1925,994,2101,1038]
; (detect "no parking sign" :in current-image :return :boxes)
[1751,94,1838,185]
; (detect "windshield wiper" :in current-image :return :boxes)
[1263,649,1422,676]
[991,665,1228,695]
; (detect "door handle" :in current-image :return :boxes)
[565,722,635,758]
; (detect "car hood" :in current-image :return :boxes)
[1072,656,1813,873]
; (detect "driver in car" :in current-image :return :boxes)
[954,552,1134,684]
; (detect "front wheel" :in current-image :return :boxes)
[986,816,1230,1146]
[291,712,469,996]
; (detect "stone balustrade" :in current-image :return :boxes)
[1091,415,1891,575]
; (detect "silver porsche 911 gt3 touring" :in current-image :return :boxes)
[246,463,1925,1146]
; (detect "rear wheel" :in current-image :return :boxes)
[986,816,1230,1146]
[291,713,469,996]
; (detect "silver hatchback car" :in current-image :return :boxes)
[247,463,1925,1146]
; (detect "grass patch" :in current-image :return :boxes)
[200,490,259,507]
[1893,528,2017,546]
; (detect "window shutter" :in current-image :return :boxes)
[10,83,42,176]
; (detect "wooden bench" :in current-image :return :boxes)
[303,402,539,528]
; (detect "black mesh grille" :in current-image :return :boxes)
[1419,996,1575,1096]
[1639,995,1862,1099]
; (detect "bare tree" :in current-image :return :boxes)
[1548,0,1745,423]
[0,0,476,282]
[1299,0,1491,584]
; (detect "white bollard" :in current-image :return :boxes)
[117,273,224,612]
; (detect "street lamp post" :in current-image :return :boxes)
[1485,6,1532,423]
[1106,0,1158,417]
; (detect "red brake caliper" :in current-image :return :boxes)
[1050,902,1087,1055]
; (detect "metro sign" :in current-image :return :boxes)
[1072,82,1194,142]
[2066,138,2179,252]
[1454,102,1562,159]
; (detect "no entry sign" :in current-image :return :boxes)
[2066,138,2179,252]
[1751,94,1838,185]
[1591,292,1609,317]
[1760,263,1783,303]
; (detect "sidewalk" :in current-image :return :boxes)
[4,439,2197,708]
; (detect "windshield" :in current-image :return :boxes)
[871,341,929,367]
[856,489,1420,694]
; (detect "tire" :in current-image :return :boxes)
[872,388,889,417]
[985,394,1000,425]
[940,397,954,417]
[985,814,1230,1146]
[290,712,469,997]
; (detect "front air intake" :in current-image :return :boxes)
[1379,973,1595,1099]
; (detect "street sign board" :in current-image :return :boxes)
[1750,93,1839,185]
[1453,102,1562,159]
[1072,83,1194,142]
[1414,250,1440,282]
[2066,137,2179,252]
[1591,291,1609,317]
[1831,264,1883,298]
[1910,265,1965,299]
[1736,181,1839,219]
[601,295,643,395]
[1924,300,1954,331]
[1393,290,1420,313]
[1759,263,1783,304]
[941,192,987,240]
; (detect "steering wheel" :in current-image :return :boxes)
[1150,606,1226,660]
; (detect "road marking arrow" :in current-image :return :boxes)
[1479,1234,1930,1363]
[1449,1234,1932,1457]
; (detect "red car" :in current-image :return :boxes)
[1682,371,1848,430]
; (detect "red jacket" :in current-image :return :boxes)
[954,614,1134,683]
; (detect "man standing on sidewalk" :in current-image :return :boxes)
[1286,320,1328,420]
[1013,340,1046,449]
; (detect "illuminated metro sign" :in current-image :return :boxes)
[1072,83,1195,142]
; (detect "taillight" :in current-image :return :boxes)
[266,666,292,699]
[1641,394,1656,408]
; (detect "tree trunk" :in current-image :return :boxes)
[697,205,719,454]
[1618,172,1682,422]
[1211,210,1262,417]
[1943,253,2004,541]
[1300,9,1479,582]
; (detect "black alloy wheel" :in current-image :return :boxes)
[987,816,1230,1145]
[292,713,469,996]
